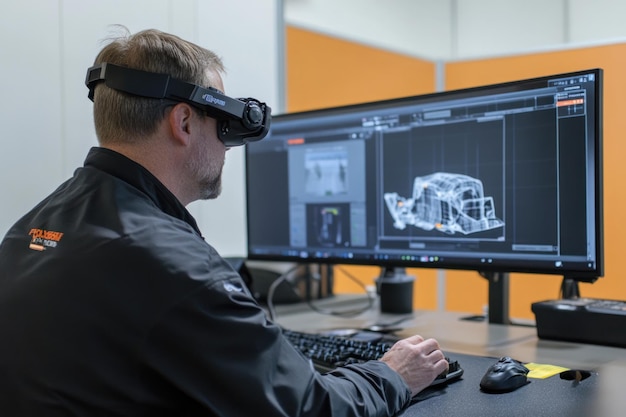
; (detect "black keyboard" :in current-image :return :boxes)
[283,329,464,386]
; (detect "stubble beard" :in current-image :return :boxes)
[187,151,224,201]
[199,172,222,200]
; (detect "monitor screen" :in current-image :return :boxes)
[245,69,603,282]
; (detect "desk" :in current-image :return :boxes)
[274,296,626,417]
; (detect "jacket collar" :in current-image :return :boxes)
[83,147,203,237]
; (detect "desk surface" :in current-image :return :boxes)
[274,295,626,416]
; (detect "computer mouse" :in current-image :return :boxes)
[480,356,530,393]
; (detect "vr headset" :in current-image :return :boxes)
[85,62,271,147]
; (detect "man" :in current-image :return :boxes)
[0,28,447,416]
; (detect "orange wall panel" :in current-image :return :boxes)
[285,26,437,112]
[446,44,626,319]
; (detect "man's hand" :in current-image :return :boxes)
[380,335,448,396]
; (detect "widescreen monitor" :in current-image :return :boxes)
[245,69,603,294]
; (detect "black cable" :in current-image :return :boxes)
[266,264,302,322]
[266,264,376,321]
[304,265,374,317]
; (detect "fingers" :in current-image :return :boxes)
[434,355,449,376]
[398,335,442,356]
[406,336,448,370]
[400,334,425,345]
[417,339,448,376]
[388,335,447,370]
[381,335,449,396]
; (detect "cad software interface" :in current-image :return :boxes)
[246,70,601,274]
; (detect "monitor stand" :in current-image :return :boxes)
[560,277,581,299]
[482,271,510,325]
[559,274,597,299]
[461,271,520,325]
[466,273,598,325]
[376,267,415,314]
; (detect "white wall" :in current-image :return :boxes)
[187,1,282,257]
[285,0,453,59]
[0,0,281,257]
[284,0,626,61]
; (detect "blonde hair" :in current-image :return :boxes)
[91,27,225,144]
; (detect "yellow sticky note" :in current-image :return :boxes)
[524,362,569,379]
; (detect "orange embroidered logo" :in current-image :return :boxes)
[28,228,64,251]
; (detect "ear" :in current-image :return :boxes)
[167,103,195,146]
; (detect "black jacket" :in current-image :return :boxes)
[0,147,411,416]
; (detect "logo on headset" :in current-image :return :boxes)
[201,93,226,106]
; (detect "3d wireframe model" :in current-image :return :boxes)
[384,172,504,235]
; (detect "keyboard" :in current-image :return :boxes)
[283,329,464,386]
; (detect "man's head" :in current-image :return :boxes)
[90,27,229,204]
[91,27,225,145]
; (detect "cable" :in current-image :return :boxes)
[304,265,374,317]
[266,264,302,322]
[266,264,377,321]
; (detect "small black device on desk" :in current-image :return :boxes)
[532,298,626,347]
[282,329,464,387]
[479,356,530,393]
